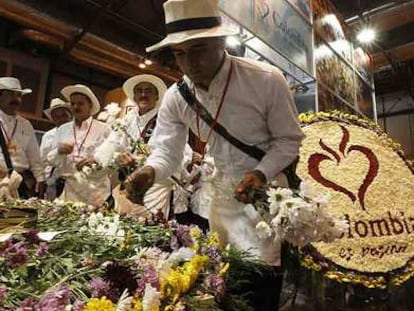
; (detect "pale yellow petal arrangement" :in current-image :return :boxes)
[297,111,414,288]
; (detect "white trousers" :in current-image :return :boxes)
[208,175,281,266]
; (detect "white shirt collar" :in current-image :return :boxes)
[184,52,232,95]
[73,116,94,130]
[126,104,158,125]
[0,109,18,123]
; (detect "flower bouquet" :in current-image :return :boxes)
[250,182,348,247]
[0,198,244,310]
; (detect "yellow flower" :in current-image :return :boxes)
[133,298,143,311]
[207,232,220,248]
[84,297,116,311]
[190,227,202,239]
[218,262,229,277]
[161,255,208,302]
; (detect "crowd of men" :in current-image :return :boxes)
[0,0,305,309]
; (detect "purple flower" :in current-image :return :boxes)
[36,243,49,258]
[171,223,193,249]
[0,286,7,305]
[72,299,86,311]
[202,246,222,262]
[17,297,38,310]
[206,274,226,301]
[89,277,111,298]
[23,229,40,244]
[36,284,71,311]
[4,242,29,268]
[136,265,160,296]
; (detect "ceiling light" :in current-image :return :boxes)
[139,63,146,69]
[357,28,376,44]
[226,36,241,48]
[144,59,153,65]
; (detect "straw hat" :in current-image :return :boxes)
[146,0,237,52]
[0,77,32,95]
[44,98,72,121]
[123,74,167,107]
[61,84,101,116]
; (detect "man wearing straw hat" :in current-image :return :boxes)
[125,0,305,309]
[94,74,178,217]
[0,77,46,199]
[47,84,111,207]
[40,98,72,200]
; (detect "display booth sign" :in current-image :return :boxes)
[297,112,414,288]
[219,0,313,75]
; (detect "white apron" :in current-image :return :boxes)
[208,173,283,266]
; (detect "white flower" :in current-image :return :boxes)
[116,289,133,311]
[53,198,66,207]
[313,193,331,206]
[135,247,168,266]
[255,221,273,239]
[299,181,315,198]
[105,102,122,117]
[167,247,195,265]
[142,284,161,311]
[37,231,65,241]
[97,111,109,122]
[73,201,87,209]
[267,187,293,204]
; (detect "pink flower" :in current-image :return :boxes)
[36,284,71,310]
[36,243,49,258]
[4,242,29,268]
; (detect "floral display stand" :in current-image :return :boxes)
[293,111,414,309]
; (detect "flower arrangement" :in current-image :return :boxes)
[297,110,414,289]
[97,102,123,126]
[250,182,348,247]
[0,199,237,310]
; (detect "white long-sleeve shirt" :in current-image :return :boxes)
[94,106,157,166]
[40,127,58,178]
[47,117,111,206]
[0,110,45,182]
[146,53,305,183]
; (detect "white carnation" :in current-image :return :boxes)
[255,221,273,239]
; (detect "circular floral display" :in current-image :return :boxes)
[297,111,414,288]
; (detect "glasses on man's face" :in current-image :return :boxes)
[134,87,156,95]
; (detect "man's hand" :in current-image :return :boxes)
[115,152,136,168]
[125,166,155,204]
[58,143,74,155]
[76,157,97,171]
[191,152,203,166]
[234,170,267,203]
[36,181,47,199]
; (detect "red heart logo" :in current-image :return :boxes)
[308,126,379,211]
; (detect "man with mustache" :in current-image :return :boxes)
[125,0,304,309]
[94,74,188,218]
[40,98,72,200]
[0,77,46,199]
[47,84,111,207]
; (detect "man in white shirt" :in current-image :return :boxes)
[47,84,111,207]
[40,98,72,200]
[0,77,46,199]
[94,74,174,217]
[125,0,305,310]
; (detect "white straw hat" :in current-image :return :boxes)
[61,84,101,116]
[0,77,32,95]
[146,0,237,52]
[123,74,167,107]
[44,98,72,121]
